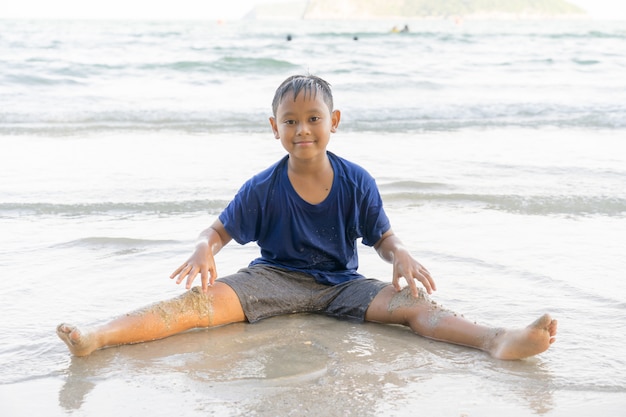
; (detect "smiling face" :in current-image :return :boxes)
[269,89,341,164]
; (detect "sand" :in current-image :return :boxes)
[2,314,624,417]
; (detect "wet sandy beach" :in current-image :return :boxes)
[2,313,623,417]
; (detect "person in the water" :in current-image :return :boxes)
[57,74,558,359]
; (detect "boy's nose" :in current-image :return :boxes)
[297,123,311,135]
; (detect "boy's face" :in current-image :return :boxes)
[269,90,340,163]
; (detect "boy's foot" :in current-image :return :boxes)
[57,324,99,357]
[489,314,558,360]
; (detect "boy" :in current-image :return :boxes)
[57,75,557,359]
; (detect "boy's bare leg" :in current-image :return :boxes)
[365,286,558,360]
[57,282,245,357]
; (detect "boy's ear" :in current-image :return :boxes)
[330,110,341,133]
[269,117,280,139]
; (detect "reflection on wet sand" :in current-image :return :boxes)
[58,314,555,415]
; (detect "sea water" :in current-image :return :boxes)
[0,18,625,416]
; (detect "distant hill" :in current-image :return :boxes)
[246,0,586,19]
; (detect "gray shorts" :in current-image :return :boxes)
[218,265,390,323]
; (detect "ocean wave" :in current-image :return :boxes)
[572,58,601,65]
[1,19,625,135]
[305,29,626,42]
[3,73,83,86]
[378,180,449,192]
[2,194,620,218]
[213,56,298,73]
[382,192,626,216]
[345,104,626,132]
[2,102,624,136]
[0,200,229,217]
[2,58,298,87]
[139,57,298,74]
[549,30,626,40]
[53,236,177,249]
[0,109,270,135]
[0,193,626,218]
[50,236,181,258]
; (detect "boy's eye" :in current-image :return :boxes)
[284,120,296,125]
[310,116,320,122]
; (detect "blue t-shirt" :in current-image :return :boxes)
[219,152,390,285]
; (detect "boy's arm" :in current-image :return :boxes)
[170,219,232,293]
[374,229,436,297]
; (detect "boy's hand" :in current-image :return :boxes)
[170,241,217,293]
[392,249,436,297]
[375,230,436,297]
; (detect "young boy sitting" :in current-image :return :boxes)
[57,74,557,359]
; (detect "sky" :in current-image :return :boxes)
[2,0,625,20]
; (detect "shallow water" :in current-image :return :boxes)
[1,129,625,416]
[1,17,626,416]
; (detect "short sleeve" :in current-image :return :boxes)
[359,175,390,247]
[219,180,262,245]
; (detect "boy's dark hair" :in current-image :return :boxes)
[272,75,334,116]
